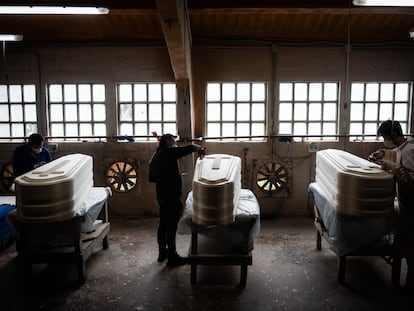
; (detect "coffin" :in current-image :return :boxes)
[192,154,241,225]
[315,149,394,216]
[15,154,93,222]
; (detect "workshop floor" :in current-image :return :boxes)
[0,216,413,311]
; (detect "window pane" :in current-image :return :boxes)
[93,104,106,121]
[293,122,307,136]
[237,103,250,121]
[163,104,176,121]
[0,105,9,121]
[134,123,147,138]
[149,123,162,135]
[324,83,337,100]
[280,83,292,101]
[308,103,321,121]
[207,103,220,121]
[66,123,78,137]
[308,123,321,136]
[222,83,235,101]
[366,83,379,101]
[94,123,106,136]
[351,83,364,101]
[134,104,147,121]
[64,84,77,102]
[78,84,91,102]
[25,104,37,122]
[279,103,292,121]
[0,124,10,137]
[350,123,363,136]
[134,84,147,101]
[323,104,337,121]
[148,84,161,101]
[80,124,92,136]
[364,123,377,137]
[0,85,8,102]
[223,123,235,137]
[350,103,363,121]
[380,83,393,101]
[10,104,23,121]
[119,84,132,102]
[309,83,322,101]
[294,103,307,120]
[93,84,105,102]
[9,85,22,103]
[162,123,176,136]
[120,123,133,135]
[236,123,249,136]
[120,104,132,121]
[252,83,265,101]
[237,83,250,101]
[51,123,64,137]
[222,103,235,121]
[65,104,78,121]
[11,123,24,137]
[394,104,407,120]
[323,123,336,136]
[365,103,378,121]
[294,83,307,101]
[395,83,408,101]
[79,104,92,121]
[279,122,292,134]
[207,123,220,137]
[23,85,36,102]
[163,84,176,102]
[207,83,220,101]
[49,84,63,102]
[251,103,265,121]
[379,103,393,121]
[50,104,63,121]
[252,123,265,136]
[148,104,162,121]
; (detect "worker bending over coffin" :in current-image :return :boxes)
[149,134,204,267]
[12,133,52,177]
[370,120,414,294]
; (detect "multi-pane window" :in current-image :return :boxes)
[206,82,266,141]
[0,84,38,141]
[279,82,339,141]
[349,82,411,141]
[48,83,106,141]
[118,83,177,141]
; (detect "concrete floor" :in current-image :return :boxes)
[0,216,413,311]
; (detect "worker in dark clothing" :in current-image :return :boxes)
[12,133,52,177]
[371,120,414,294]
[149,134,203,267]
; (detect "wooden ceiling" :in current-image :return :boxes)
[0,0,414,46]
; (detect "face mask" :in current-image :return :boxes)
[383,139,396,149]
[31,147,42,154]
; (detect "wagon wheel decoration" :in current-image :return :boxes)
[256,161,289,194]
[1,162,15,192]
[105,161,138,193]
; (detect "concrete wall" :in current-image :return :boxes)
[1,44,413,217]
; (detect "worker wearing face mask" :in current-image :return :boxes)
[12,133,52,177]
[370,120,414,294]
[149,134,204,267]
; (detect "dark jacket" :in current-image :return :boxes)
[12,144,52,177]
[149,144,199,196]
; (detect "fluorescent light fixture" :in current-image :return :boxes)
[353,0,414,6]
[0,34,23,41]
[0,6,109,15]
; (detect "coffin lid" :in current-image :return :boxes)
[196,154,239,184]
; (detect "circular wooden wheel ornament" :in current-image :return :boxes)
[106,161,138,193]
[1,162,15,192]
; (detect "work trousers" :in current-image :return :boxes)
[156,191,183,257]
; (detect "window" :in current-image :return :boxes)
[48,83,106,141]
[206,82,266,141]
[118,83,177,141]
[279,82,339,141]
[349,82,411,141]
[0,84,38,141]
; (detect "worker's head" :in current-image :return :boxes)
[28,133,45,154]
[159,134,177,149]
[377,120,404,148]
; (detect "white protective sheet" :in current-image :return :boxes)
[2,187,111,233]
[309,182,395,256]
[178,189,260,239]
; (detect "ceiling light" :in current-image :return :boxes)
[410,28,414,38]
[0,34,23,41]
[0,5,109,15]
[353,0,414,6]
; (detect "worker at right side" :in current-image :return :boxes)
[371,120,414,294]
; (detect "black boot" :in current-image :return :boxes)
[157,249,168,262]
[167,252,188,267]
